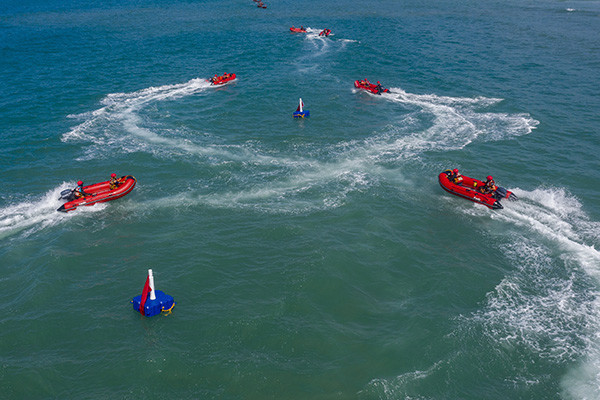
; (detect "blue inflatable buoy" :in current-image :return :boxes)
[131,269,175,317]
[293,98,309,118]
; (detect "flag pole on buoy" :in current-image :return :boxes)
[132,269,175,317]
[293,97,310,118]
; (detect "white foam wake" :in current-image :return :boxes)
[0,184,106,240]
[64,78,211,142]
[61,77,299,165]
[380,87,539,153]
[471,188,600,397]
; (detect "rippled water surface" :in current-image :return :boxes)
[1,0,600,398]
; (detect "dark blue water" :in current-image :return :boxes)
[1,0,600,398]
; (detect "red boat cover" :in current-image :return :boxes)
[58,175,137,212]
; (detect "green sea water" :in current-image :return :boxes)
[1,0,600,398]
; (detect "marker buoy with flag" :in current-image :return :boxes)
[132,269,175,317]
[292,98,310,118]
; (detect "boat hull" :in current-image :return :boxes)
[438,170,514,210]
[57,175,137,212]
[209,74,236,86]
[354,80,389,95]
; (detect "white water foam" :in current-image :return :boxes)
[62,77,226,160]
[0,184,106,240]
[380,87,538,154]
[364,187,600,398]
[467,187,600,397]
[62,77,305,166]
[361,360,443,399]
[64,78,211,141]
[62,78,538,216]
[295,28,356,69]
[112,84,537,214]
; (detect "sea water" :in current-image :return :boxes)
[1,0,599,398]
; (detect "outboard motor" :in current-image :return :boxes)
[493,186,518,201]
[493,186,508,200]
[59,189,76,202]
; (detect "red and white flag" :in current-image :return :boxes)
[139,275,152,315]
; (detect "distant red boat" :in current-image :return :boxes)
[57,175,137,212]
[319,29,331,37]
[438,170,516,209]
[209,73,236,86]
[290,27,307,33]
[354,79,390,95]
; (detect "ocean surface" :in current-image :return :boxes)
[1,0,600,398]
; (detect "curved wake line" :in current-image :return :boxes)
[473,187,600,397]
[382,87,539,152]
[295,28,356,68]
[61,77,312,167]
[498,188,600,272]
[63,77,211,142]
[132,158,383,214]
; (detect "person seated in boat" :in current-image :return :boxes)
[73,180,89,198]
[109,173,120,190]
[300,25,305,31]
[479,176,497,194]
[450,168,463,184]
[375,81,383,93]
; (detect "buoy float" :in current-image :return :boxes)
[293,98,310,118]
[132,269,175,317]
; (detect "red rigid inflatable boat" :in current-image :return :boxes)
[57,175,137,212]
[354,80,390,95]
[290,27,307,33]
[438,170,516,210]
[209,73,236,86]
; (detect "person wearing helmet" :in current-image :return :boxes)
[480,176,497,194]
[73,180,89,198]
[375,81,383,94]
[450,168,463,184]
[109,173,120,190]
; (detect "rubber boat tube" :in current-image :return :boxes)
[354,80,390,95]
[438,170,516,210]
[57,175,137,212]
[209,73,236,86]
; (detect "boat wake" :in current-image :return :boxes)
[62,77,218,160]
[295,28,355,70]
[469,187,600,397]
[381,87,539,153]
[0,184,106,240]
[361,187,600,398]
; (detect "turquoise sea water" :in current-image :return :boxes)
[1,0,600,398]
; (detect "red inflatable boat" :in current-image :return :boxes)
[438,170,516,210]
[354,80,390,95]
[209,73,236,86]
[319,29,331,37]
[290,26,307,33]
[57,175,137,212]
